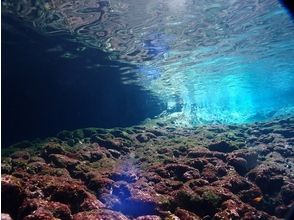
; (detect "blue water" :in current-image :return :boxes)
[154,56,294,125]
[2,0,294,144]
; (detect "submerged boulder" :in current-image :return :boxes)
[1,175,25,219]
[208,141,238,153]
[73,209,129,220]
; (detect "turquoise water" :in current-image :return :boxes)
[3,0,294,125]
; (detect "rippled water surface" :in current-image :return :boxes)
[3,0,294,124]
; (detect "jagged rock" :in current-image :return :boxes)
[164,164,200,181]
[1,175,25,219]
[187,148,226,160]
[214,199,241,220]
[174,208,201,220]
[136,133,151,143]
[248,165,285,194]
[228,157,248,174]
[202,164,218,182]
[33,175,102,213]
[11,151,30,160]
[26,161,48,174]
[49,154,79,169]
[80,192,105,211]
[18,198,72,220]
[91,137,130,153]
[2,116,294,219]
[81,149,105,162]
[227,150,258,174]
[87,174,113,194]
[281,183,294,204]
[23,207,55,220]
[188,158,208,171]
[208,141,238,153]
[42,142,65,157]
[73,209,129,220]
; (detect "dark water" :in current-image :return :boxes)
[2,0,294,146]
[2,16,164,147]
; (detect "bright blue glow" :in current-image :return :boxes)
[148,54,294,125]
[4,0,294,125]
[135,1,294,125]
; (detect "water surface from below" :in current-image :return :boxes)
[3,0,294,126]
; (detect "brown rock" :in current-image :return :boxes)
[73,209,129,220]
[174,208,201,220]
[42,142,65,157]
[227,150,258,174]
[214,199,241,220]
[18,198,72,220]
[11,151,30,160]
[202,164,218,182]
[208,141,237,153]
[23,208,55,220]
[49,154,79,169]
[164,163,200,181]
[1,175,25,219]
[248,165,284,194]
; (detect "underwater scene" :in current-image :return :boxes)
[1,0,294,219]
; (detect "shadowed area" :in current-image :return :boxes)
[1,16,164,147]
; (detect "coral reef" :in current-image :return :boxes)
[2,117,294,219]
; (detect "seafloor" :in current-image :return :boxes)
[1,116,294,220]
